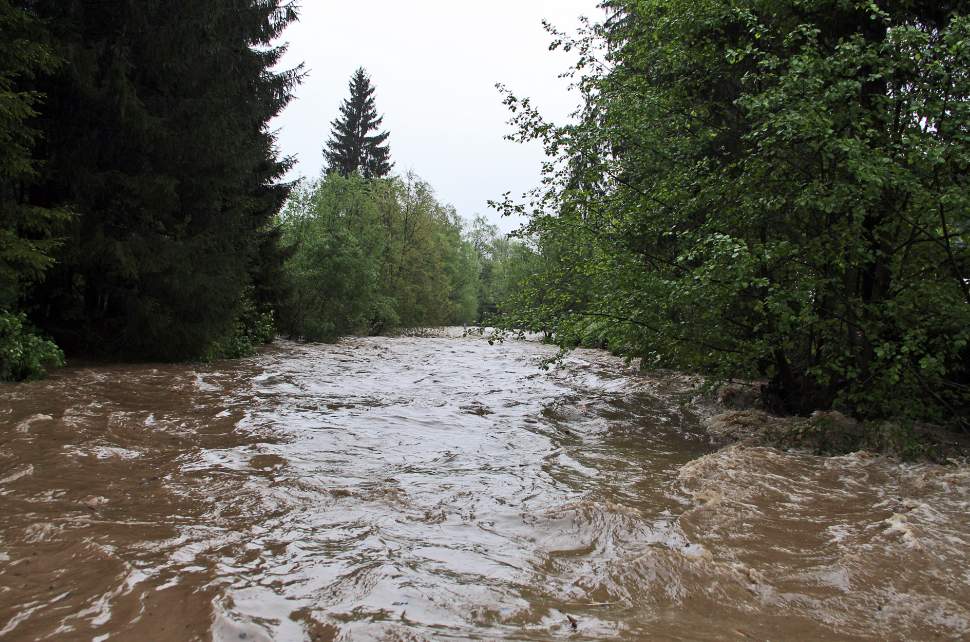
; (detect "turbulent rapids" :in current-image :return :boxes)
[1,331,969,641]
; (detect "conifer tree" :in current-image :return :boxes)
[0,1,64,311]
[19,0,302,359]
[0,1,66,380]
[324,68,393,178]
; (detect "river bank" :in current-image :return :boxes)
[1,333,969,640]
[704,408,970,464]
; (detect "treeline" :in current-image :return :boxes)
[1,0,300,378]
[498,1,970,426]
[276,173,536,341]
[278,173,476,340]
[274,67,536,342]
[0,5,536,382]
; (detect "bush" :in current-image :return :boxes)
[0,311,65,381]
[707,410,968,463]
[205,291,277,360]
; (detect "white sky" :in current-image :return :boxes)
[271,1,600,232]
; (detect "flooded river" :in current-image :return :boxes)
[1,332,969,640]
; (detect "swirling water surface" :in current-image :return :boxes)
[1,332,968,640]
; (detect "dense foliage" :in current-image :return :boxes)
[1,1,538,380]
[0,2,67,380]
[277,173,535,341]
[0,311,63,381]
[324,68,394,179]
[498,0,970,425]
[466,215,542,320]
[0,0,301,377]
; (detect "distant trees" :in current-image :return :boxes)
[498,0,970,425]
[277,172,485,340]
[0,0,302,376]
[279,174,391,340]
[280,59,541,339]
[324,68,393,178]
[467,215,540,321]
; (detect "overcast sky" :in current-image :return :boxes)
[271,1,600,232]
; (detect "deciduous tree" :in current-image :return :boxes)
[498,0,970,425]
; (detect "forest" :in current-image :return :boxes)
[0,3,534,377]
[3,0,970,430]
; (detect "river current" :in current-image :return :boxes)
[1,331,968,640]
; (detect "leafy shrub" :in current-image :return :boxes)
[709,410,965,462]
[0,311,64,381]
[206,290,277,360]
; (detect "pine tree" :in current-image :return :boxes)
[324,68,393,179]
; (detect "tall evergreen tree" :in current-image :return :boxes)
[0,1,64,311]
[324,68,393,179]
[19,0,302,359]
[0,1,66,380]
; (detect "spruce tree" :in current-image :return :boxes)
[0,1,64,311]
[20,0,302,359]
[0,2,67,380]
[324,68,393,179]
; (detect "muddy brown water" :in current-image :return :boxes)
[1,332,969,641]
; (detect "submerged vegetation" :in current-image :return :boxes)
[706,409,970,463]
